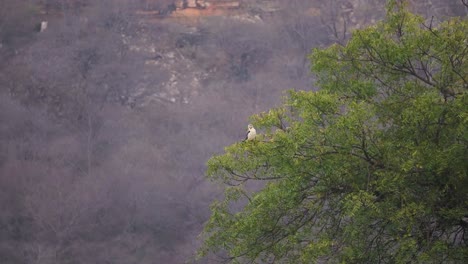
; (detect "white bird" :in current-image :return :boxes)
[244,124,256,141]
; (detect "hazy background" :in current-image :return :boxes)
[0,0,465,263]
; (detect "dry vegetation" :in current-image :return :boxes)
[0,0,465,263]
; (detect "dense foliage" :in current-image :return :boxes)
[199,2,468,263]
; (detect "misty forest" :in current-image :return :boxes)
[0,0,467,263]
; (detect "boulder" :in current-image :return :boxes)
[187,0,197,8]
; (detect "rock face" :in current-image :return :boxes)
[187,0,239,9]
[186,0,197,8]
[166,0,241,10]
[144,0,466,20]
[130,0,466,107]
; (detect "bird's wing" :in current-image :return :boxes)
[245,130,250,140]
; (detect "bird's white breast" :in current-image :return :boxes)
[247,128,256,140]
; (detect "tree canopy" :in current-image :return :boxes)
[199,2,468,263]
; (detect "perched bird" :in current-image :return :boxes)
[244,124,256,141]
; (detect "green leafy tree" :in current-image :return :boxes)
[198,1,467,263]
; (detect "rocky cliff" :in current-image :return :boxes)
[127,0,467,106]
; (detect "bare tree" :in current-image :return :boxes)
[269,0,327,79]
[0,0,38,49]
[203,18,273,82]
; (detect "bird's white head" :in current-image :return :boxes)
[248,124,254,130]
